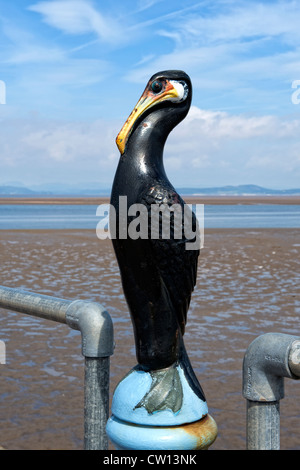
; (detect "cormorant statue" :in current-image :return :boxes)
[109,70,208,429]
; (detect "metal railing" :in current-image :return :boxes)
[243,332,300,450]
[0,285,114,450]
[2,285,300,450]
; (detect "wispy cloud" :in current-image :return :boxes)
[1,106,300,188]
[169,1,300,46]
[1,0,299,188]
[135,0,164,13]
[7,45,65,65]
[28,0,126,45]
[1,6,113,114]
[1,17,64,64]
[126,0,300,112]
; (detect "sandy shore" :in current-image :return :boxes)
[1,195,300,205]
[0,228,299,450]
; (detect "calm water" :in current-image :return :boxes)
[0,204,300,229]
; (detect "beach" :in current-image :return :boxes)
[0,223,299,450]
[1,195,300,205]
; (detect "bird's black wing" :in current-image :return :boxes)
[141,184,200,335]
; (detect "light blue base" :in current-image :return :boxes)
[110,363,208,426]
[106,415,201,450]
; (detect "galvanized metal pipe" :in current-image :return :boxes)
[84,357,110,450]
[65,300,114,450]
[246,401,280,450]
[0,285,69,323]
[0,285,114,450]
[243,333,300,450]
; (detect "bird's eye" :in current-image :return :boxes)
[151,80,163,94]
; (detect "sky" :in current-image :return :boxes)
[0,0,300,191]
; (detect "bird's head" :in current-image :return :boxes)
[116,70,192,155]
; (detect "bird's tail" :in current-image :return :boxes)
[178,336,206,402]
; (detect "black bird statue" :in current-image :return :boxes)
[109,71,207,427]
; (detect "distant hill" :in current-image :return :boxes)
[0,183,300,197]
[178,184,300,195]
[0,183,108,196]
[0,185,37,195]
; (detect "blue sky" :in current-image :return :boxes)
[0,0,300,190]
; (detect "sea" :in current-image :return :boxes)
[0,203,300,229]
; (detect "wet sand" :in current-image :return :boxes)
[1,195,300,205]
[0,228,299,450]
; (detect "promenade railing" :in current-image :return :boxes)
[1,285,300,450]
[0,285,114,450]
[243,332,300,450]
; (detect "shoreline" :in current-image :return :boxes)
[1,227,299,233]
[0,227,299,450]
[1,195,300,205]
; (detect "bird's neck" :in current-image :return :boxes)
[124,112,171,180]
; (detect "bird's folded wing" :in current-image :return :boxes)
[142,186,200,334]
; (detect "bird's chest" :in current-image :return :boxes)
[111,157,146,206]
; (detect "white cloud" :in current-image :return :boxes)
[28,0,125,45]
[21,120,116,162]
[35,58,111,87]
[1,0,300,189]
[176,106,300,140]
[191,155,211,169]
[7,45,65,64]
[0,116,120,185]
[125,1,300,116]
[1,106,300,188]
[136,0,164,13]
[163,105,300,187]
[1,10,113,115]
[173,2,300,46]
[1,17,65,64]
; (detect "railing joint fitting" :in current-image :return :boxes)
[66,300,114,358]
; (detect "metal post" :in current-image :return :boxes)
[65,300,114,450]
[84,357,110,450]
[0,286,114,450]
[243,332,300,450]
[247,401,280,450]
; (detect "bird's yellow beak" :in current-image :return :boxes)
[116,81,180,155]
